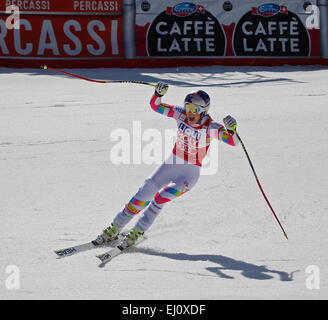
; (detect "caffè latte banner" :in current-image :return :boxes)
[0,0,327,67]
[136,0,319,57]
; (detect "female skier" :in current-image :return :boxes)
[95,82,239,246]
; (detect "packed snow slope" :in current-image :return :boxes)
[0,65,327,300]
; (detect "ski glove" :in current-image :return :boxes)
[223,115,237,133]
[155,82,168,97]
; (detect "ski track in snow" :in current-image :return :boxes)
[0,66,327,300]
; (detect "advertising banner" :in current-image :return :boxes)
[0,0,124,60]
[2,0,121,13]
[135,0,320,58]
[0,0,325,67]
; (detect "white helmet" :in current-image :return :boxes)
[184,90,210,118]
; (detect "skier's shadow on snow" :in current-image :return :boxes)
[133,247,295,281]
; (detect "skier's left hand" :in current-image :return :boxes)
[223,115,237,133]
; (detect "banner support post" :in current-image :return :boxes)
[318,0,328,57]
[123,0,136,59]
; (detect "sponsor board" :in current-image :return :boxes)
[136,0,317,57]
[234,4,310,56]
[0,0,322,66]
[2,0,121,13]
[0,14,123,58]
[0,0,123,60]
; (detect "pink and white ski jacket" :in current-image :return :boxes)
[150,93,238,166]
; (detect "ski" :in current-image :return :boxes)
[96,234,148,267]
[54,233,125,258]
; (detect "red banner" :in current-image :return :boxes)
[0,11,123,59]
[2,0,121,14]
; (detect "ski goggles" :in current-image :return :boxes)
[185,103,201,114]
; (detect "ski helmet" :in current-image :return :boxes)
[184,90,210,118]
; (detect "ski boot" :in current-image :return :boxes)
[123,227,144,247]
[95,222,121,245]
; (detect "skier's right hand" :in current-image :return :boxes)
[155,82,168,97]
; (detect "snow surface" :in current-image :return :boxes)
[0,65,327,300]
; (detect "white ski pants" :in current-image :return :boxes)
[113,153,201,232]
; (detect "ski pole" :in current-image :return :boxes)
[41,65,156,87]
[232,126,288,240]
